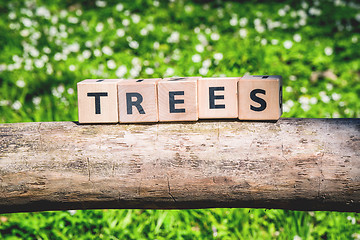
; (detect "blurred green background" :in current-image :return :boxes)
[0,0,359,239]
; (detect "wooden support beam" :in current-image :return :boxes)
[0,119,359,213]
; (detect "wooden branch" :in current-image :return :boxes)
[0,119,359,213]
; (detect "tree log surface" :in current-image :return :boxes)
[0,118,359,213]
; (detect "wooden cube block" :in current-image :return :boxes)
[198,77,239,119]
[158,77,199,122]
[77,79,121,123]
[238,75,282,120]
[118,78,160,123]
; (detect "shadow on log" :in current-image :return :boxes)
[0,118,359,213]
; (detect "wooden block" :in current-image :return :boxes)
[198,77,239,119]
[77,79,121,123]
[238,75,282,120]
[118,78,160,123]
[158,77,199,122]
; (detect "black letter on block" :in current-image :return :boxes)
[169,91,185,113]
[126,92,145,114]
[87,92,108,114]
[250,89,267,112]
[209,87,225,109]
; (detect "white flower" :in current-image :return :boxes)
[43,47,51,54]
[214,53,223,61]
[165,67,174,76]
[283,40,293,49]
[145,67,154,75]
[122,19,130,27]
[184,5,193,13]
[200,58,210,68]
[230,17,238,26]
[68,16,79,24]
[197,34,208,45]
[285,86,292,92]
[94,49,102,57]
[271,39,279,45]
[199,67,208,75]
[69,43,80,53]
[261,39,267,45]
[116,28,125,37]
[20,29,30,37]
[107,60,116,69]
[283,100,294,112]
[12,101,22,110]
[321,95,330,103]
[35,59,45,68]
[239,17,248,27]
[167,32,180,43]
[324,47,333,56]
[131,14,141,24]
[67,88,74,95]
[22,18,32,27]
[299,96,310,105]
[116,65,127,78]
[210,32,220,41]
[356,13,360,22]
[130,68,139,77]
[8,12,16,20]
[116,3,124,11]
[96,22,104,32]
[239,28,248,38]
[289,75,297,81]
[129,41,139,49]
[300,87,307,93]
[32,97,41,105]
[278,9,286,16]
[140,28,148,36]
[332,93,341,101]
[102,46,113,55]
[309,7,321,16]
[54,53,62,61]
[0,100,10,106]
[16,80,26,88]
[82,50,91,59]
[153,42,160,49]
[326,83,333,91]
[68,210,77,215]
[192,54,201,63]
[69,65,76,71]
[293,235,302,240]
[85,40,92,48]
[310,97,318,104]
[95,0,106,7]
[195,44,204,53]
[293,34,301,42]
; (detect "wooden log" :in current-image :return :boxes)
[0,119,359,213]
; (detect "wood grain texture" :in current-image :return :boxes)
[238,75,282,120]
[198,77,239,119]
[118,78,160,123]
[0,119,359,213]
[77,79,121,123]
[158,78,199,122]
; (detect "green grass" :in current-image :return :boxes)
[0,0,360,239]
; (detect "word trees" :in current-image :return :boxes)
[77,75,282,123]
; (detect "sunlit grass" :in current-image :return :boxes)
[0,0,360,239]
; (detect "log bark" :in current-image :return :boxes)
[0,118,359,213]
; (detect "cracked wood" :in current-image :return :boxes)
[0,118,359,213]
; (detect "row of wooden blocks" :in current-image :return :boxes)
[77,75,282,123]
